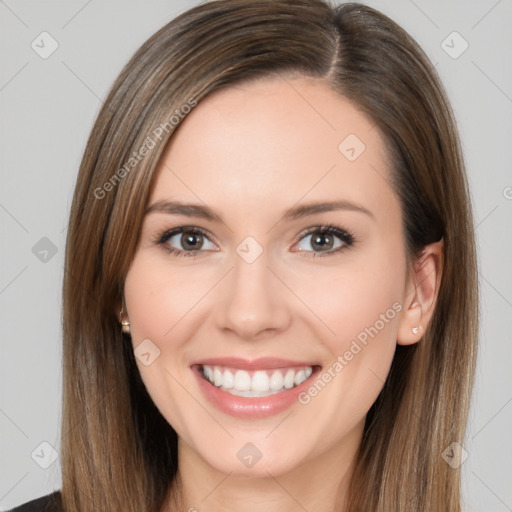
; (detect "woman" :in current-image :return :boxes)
[10,0,478,510]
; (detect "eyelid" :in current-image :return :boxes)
[295,224,354,242]
[156,225,215,242]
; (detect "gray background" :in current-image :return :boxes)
[0,0,511,510]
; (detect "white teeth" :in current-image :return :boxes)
[234,370,251,391]
[284,369,295,389]
[223,369,234,389]
[294,370,306,386]
[213,367,223,387]
[252,371,270,392]
[269,370,284,391]
[204,365,213,382]
[201,364,314,396]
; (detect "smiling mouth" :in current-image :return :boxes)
[199,364,319,397]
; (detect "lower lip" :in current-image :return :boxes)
[192,365,321,419]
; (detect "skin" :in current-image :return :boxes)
[121,76,443,512]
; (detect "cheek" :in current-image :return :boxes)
[293,248,405,350]
[326,271,402,351]
[123,253,215,348]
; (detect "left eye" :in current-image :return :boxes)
[293,227,353,253]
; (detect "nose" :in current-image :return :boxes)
[214,249,292,340]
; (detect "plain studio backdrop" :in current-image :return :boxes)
[0,1,511,510]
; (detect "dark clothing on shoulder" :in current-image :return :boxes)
[7,491,62,512]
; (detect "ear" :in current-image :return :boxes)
[397,239,444,345]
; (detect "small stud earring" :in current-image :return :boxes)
[120,307,131,334]
[412,326,419,335]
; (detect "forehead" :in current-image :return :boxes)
[150,76,398,226]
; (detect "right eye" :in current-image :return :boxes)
[155,227,218,257]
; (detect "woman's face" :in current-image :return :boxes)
[123,76,413,477]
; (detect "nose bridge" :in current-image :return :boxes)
[214,245,291,339]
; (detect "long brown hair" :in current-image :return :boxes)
[61,1,478,510]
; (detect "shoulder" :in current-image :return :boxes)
[7,491,62,512]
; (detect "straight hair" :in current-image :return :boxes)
[61,1,478,510]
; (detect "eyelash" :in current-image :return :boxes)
[153,224,355,258]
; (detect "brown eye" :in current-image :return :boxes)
[156,227,218,256]
[293,226,355,255]
[310,232,335,251]
[181,231,204,251]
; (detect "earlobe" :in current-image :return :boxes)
[397,239,444,346]
[397,300,423,346]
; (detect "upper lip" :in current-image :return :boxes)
[191,357,320,371]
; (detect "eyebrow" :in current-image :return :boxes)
[145,199,374,222]
[145,200,223,222]
[282,200,374,221]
